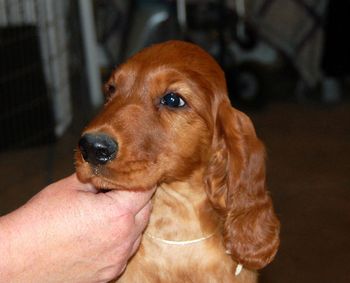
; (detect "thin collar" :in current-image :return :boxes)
[144,230,217,246]
[144,231,243,276]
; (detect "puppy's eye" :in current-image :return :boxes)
[104,83,116,99]
[160,92,186,108]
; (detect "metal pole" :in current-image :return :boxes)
[78,0,103,108]
[177,0,187,36]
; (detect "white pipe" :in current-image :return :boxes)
[78,0,103,107]
[177,0,187,33]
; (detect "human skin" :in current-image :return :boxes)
[0,174,154,283]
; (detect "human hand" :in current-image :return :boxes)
[0,174,154,283]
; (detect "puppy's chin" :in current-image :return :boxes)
[76,166,155,192]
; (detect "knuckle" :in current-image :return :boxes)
[96,266,123,282]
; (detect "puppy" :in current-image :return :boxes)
[75,40,280,282]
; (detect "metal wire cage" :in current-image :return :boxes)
[0,0,71,151]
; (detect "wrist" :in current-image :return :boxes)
[0,214,16,280]
[0,209,38,282]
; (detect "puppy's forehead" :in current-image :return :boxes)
[114,41,226,91]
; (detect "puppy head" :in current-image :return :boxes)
[75,41,225,191]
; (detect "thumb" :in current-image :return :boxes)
[60,174,98,193]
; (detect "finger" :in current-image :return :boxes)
[134,201,153,233]
[130,234,143,257]
[115,235,142,276]
[106,187,156,215]
[64,173,98,193]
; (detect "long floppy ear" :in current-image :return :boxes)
[205,100,280,270]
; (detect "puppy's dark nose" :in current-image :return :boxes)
[78,133,118,165]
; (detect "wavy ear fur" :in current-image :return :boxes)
[205,100,280,270]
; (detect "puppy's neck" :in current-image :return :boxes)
[146,170,219,241]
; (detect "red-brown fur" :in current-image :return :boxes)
[75,40,280,282]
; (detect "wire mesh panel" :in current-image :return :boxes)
[0,0,71,150]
